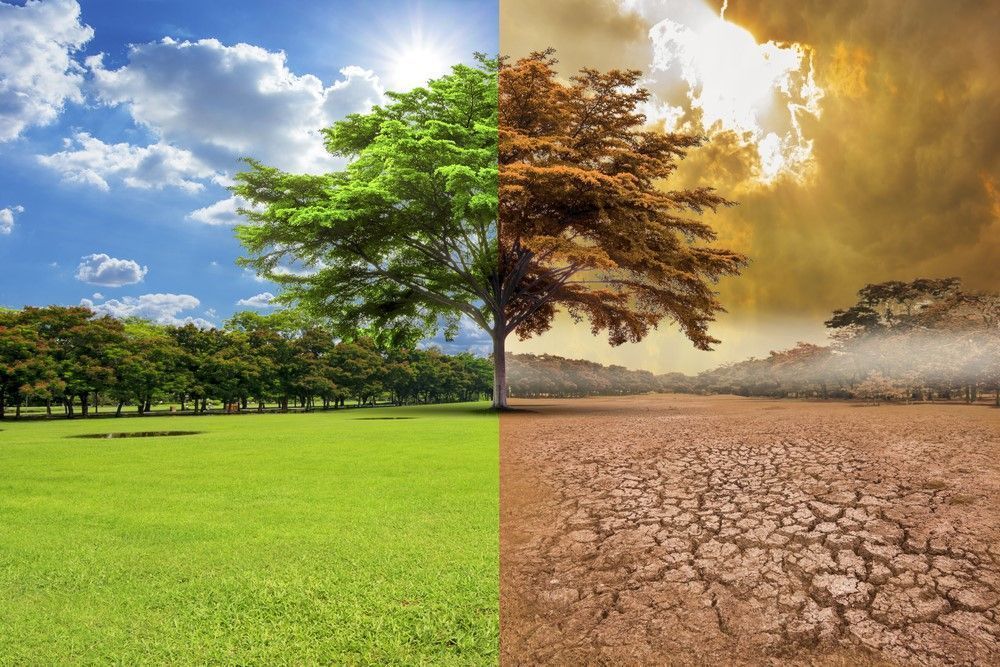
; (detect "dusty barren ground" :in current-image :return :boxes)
[500,395,1000,666]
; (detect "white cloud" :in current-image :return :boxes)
[243,268,268,283]
[36,38,385,198]
[242,262,320,283]
[0,0,93,141]
[620,0,824,184]
[272,264,320,278]
[87,38,386,175]
[423,314,492,356]
[91,292,103,299]
[81,293,213,328]
[0,204,24,234]
[236,291,278,308]
[38,132,216,192]
[186,195,256,226]
[323,66,386,121]
[75,253,148,286]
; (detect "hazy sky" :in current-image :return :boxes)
[502,0,1000,373]
[0,0,496,352]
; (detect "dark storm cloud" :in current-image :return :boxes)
[500,0,648,72]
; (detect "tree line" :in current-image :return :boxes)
[508,279,1000,405]
[507,353,663,398]
[0,306,493,419]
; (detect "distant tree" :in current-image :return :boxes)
[507,353,663,398]
[769,342,834,398]
[0,314,50,418]
[224,311,302,410]
[825,278,962,336]
[855,371,900,406]
[16,306,123,417]
[979,334,1000,406]
[293,326,339,409]
[411,348,447,403]
[450,352,494,402]
[330,339,384,406]
[17,357,64,417]
[384,349,420,405]
[109,319,183,415]
[170,324,224,413]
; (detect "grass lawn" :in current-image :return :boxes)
[0,403,498,665]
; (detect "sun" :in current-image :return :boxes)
[363,4,468,93]
[382,29,457,92]
[643,2,824,184]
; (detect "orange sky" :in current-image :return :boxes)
[502,0,1000,373]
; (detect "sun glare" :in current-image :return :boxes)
[379,21,458,93]
[639,0,825,184]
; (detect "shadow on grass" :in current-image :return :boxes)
[68,431,204,439]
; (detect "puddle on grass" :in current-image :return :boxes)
[68,431,204,439]
[352,417,416,420]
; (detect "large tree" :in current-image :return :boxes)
[496,52,746,406]
[235,56,499,397]
[235,52,744,409]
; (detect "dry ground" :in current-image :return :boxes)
[500,395,1000,666]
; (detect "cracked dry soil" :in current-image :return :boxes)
[500,395,1000,666]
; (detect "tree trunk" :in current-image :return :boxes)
[116,401,124,417]
[492,329,508,409]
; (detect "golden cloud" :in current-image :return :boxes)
[826,42,871,99]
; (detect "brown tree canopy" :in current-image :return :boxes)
[498,51,747,359]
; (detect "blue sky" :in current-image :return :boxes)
[0,0,496,351]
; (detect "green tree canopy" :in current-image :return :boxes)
[234,56,498,356]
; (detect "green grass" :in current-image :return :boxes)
[0,403,498,665]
